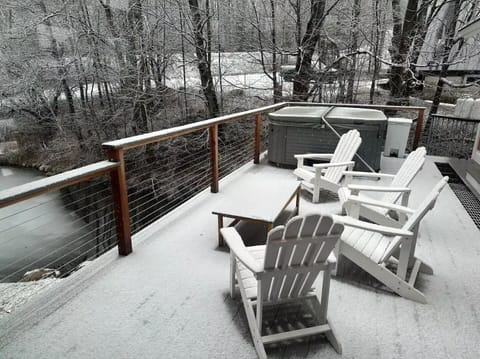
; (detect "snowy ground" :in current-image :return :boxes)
[0,52,385,106]
[0,279,57,318]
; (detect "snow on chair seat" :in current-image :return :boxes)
[222,214,344,359]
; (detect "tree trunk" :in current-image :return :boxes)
[369,0,381,104]
[179,7,188,120]
[188,0,219,117]
[389,0,419,104]
[217,0,224,112]
[292,0,326,101]
[127,0,148,133]
[295,0,302,47]
[270,0,282,102]
[98,0,126,84]
[346,0,361,102]
[206,0,212,66]
[429,1,462,117]
[39,1,75,114]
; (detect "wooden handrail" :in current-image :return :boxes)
[430,114,480,123]
[102,103,287,151]
[286,102,427,111]
[0,161,119,209]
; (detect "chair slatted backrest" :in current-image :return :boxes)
[382,147,427,205]
[324,130,362,185]
[379,177,449,263]
[261,214,344,303]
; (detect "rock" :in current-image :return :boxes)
[20,268,60,282]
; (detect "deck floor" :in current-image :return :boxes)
[1,157,479,359]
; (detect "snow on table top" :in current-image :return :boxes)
[212,172,299,223]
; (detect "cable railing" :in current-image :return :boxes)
[124,132,212,235]
[425,114,480,159]
[101,104,284,242]
[218,116,269,179]
[0,103,285,290]
[0,101,430,293]
[0,163,119,284]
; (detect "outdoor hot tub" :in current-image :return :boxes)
[267,106,387,171]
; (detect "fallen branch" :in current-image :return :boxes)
[440,77,480,88]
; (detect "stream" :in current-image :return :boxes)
[0,166,94,282]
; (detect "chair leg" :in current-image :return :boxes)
[309,292,342,354]
[244,299,267,359]
[318,264,343,352]
[342,244,427,303]
[312,187,321,203]
[256,282,263,333]
[418,260,434,275]
[319,265,332,323]
[237,267,267,359]
[230,253,237,298]
[324,321,342,354]
[396,238,414,281]
[332,243,345,277]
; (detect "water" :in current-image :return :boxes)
[0,166,94,282]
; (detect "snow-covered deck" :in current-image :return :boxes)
[1,156,479,359]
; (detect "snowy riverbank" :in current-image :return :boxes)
[0,279,58,318]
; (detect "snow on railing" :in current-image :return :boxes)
[0,162,119,284]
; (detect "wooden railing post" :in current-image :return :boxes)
[254,114,261,164]
[107,148,132,255]
[209,125,219,193]
[413,108,425,150]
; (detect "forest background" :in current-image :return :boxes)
[0,0,479,171]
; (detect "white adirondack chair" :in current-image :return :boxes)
[293,129,362,203]
[221,214,344,359]
[335,176,449,303]
[339,147,427,228]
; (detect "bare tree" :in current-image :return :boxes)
[346,0,361,102]
[292,0,340,100]
[187,0,220,117]
[429,0,463,116]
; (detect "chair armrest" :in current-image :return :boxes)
[346,195,416,214]
[333,215,414,237]
[343,171,396,179]
[313,161,355,169]
[348,184,411,193]
[221,227,264,274]
[294,153,334,160]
